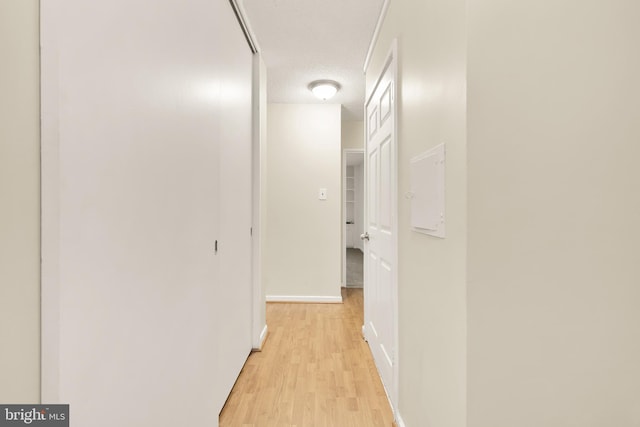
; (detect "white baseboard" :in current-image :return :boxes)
[396,412,407,427]
[266,295,343,303]
[252,325,268,351]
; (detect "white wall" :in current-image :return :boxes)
[41,1,253,426]
[367,1,640,426]
[0,0,41,403]
[265,104,342,301]
[342,120,364,150]
[366,0,467,425]
[467,1,640,426]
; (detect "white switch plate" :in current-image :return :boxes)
[319,188,327,200]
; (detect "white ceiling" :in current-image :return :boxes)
[240,0,384,121]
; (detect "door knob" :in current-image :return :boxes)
[360,232,370,241]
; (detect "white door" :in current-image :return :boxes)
[364,46,397,403]
[40,1,255,425]
[215,6,254,411]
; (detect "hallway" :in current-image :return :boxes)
[220,288,395,426]
[346,248,364,288]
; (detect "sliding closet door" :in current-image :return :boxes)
[215,0,255,414]
[41,0,253,426]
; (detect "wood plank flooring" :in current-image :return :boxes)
[219,288,396,427]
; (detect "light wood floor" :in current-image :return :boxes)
[219,288,396,427]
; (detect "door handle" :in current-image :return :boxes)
[360,232,370,241]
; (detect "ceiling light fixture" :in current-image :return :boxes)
[308,80,340,100]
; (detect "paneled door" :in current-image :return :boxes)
[363,45,397,407]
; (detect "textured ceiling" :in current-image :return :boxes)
[241,0,384,121]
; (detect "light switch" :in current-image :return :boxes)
[319,188,327,200]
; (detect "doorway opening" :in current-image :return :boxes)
[343,149,365,288]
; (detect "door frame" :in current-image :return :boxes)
[251,53,268,350]
[342,148,365,287]
[363,39,399,414]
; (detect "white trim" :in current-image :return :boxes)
[364,39,400,417]
[342,151,347,288]
[363,0,390,73]
[230,0,262,53]
[390,38,400,421]
[252,325,268,351]
[396,412,407,427]
[266,295,343,304]
[259,324,268,347]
